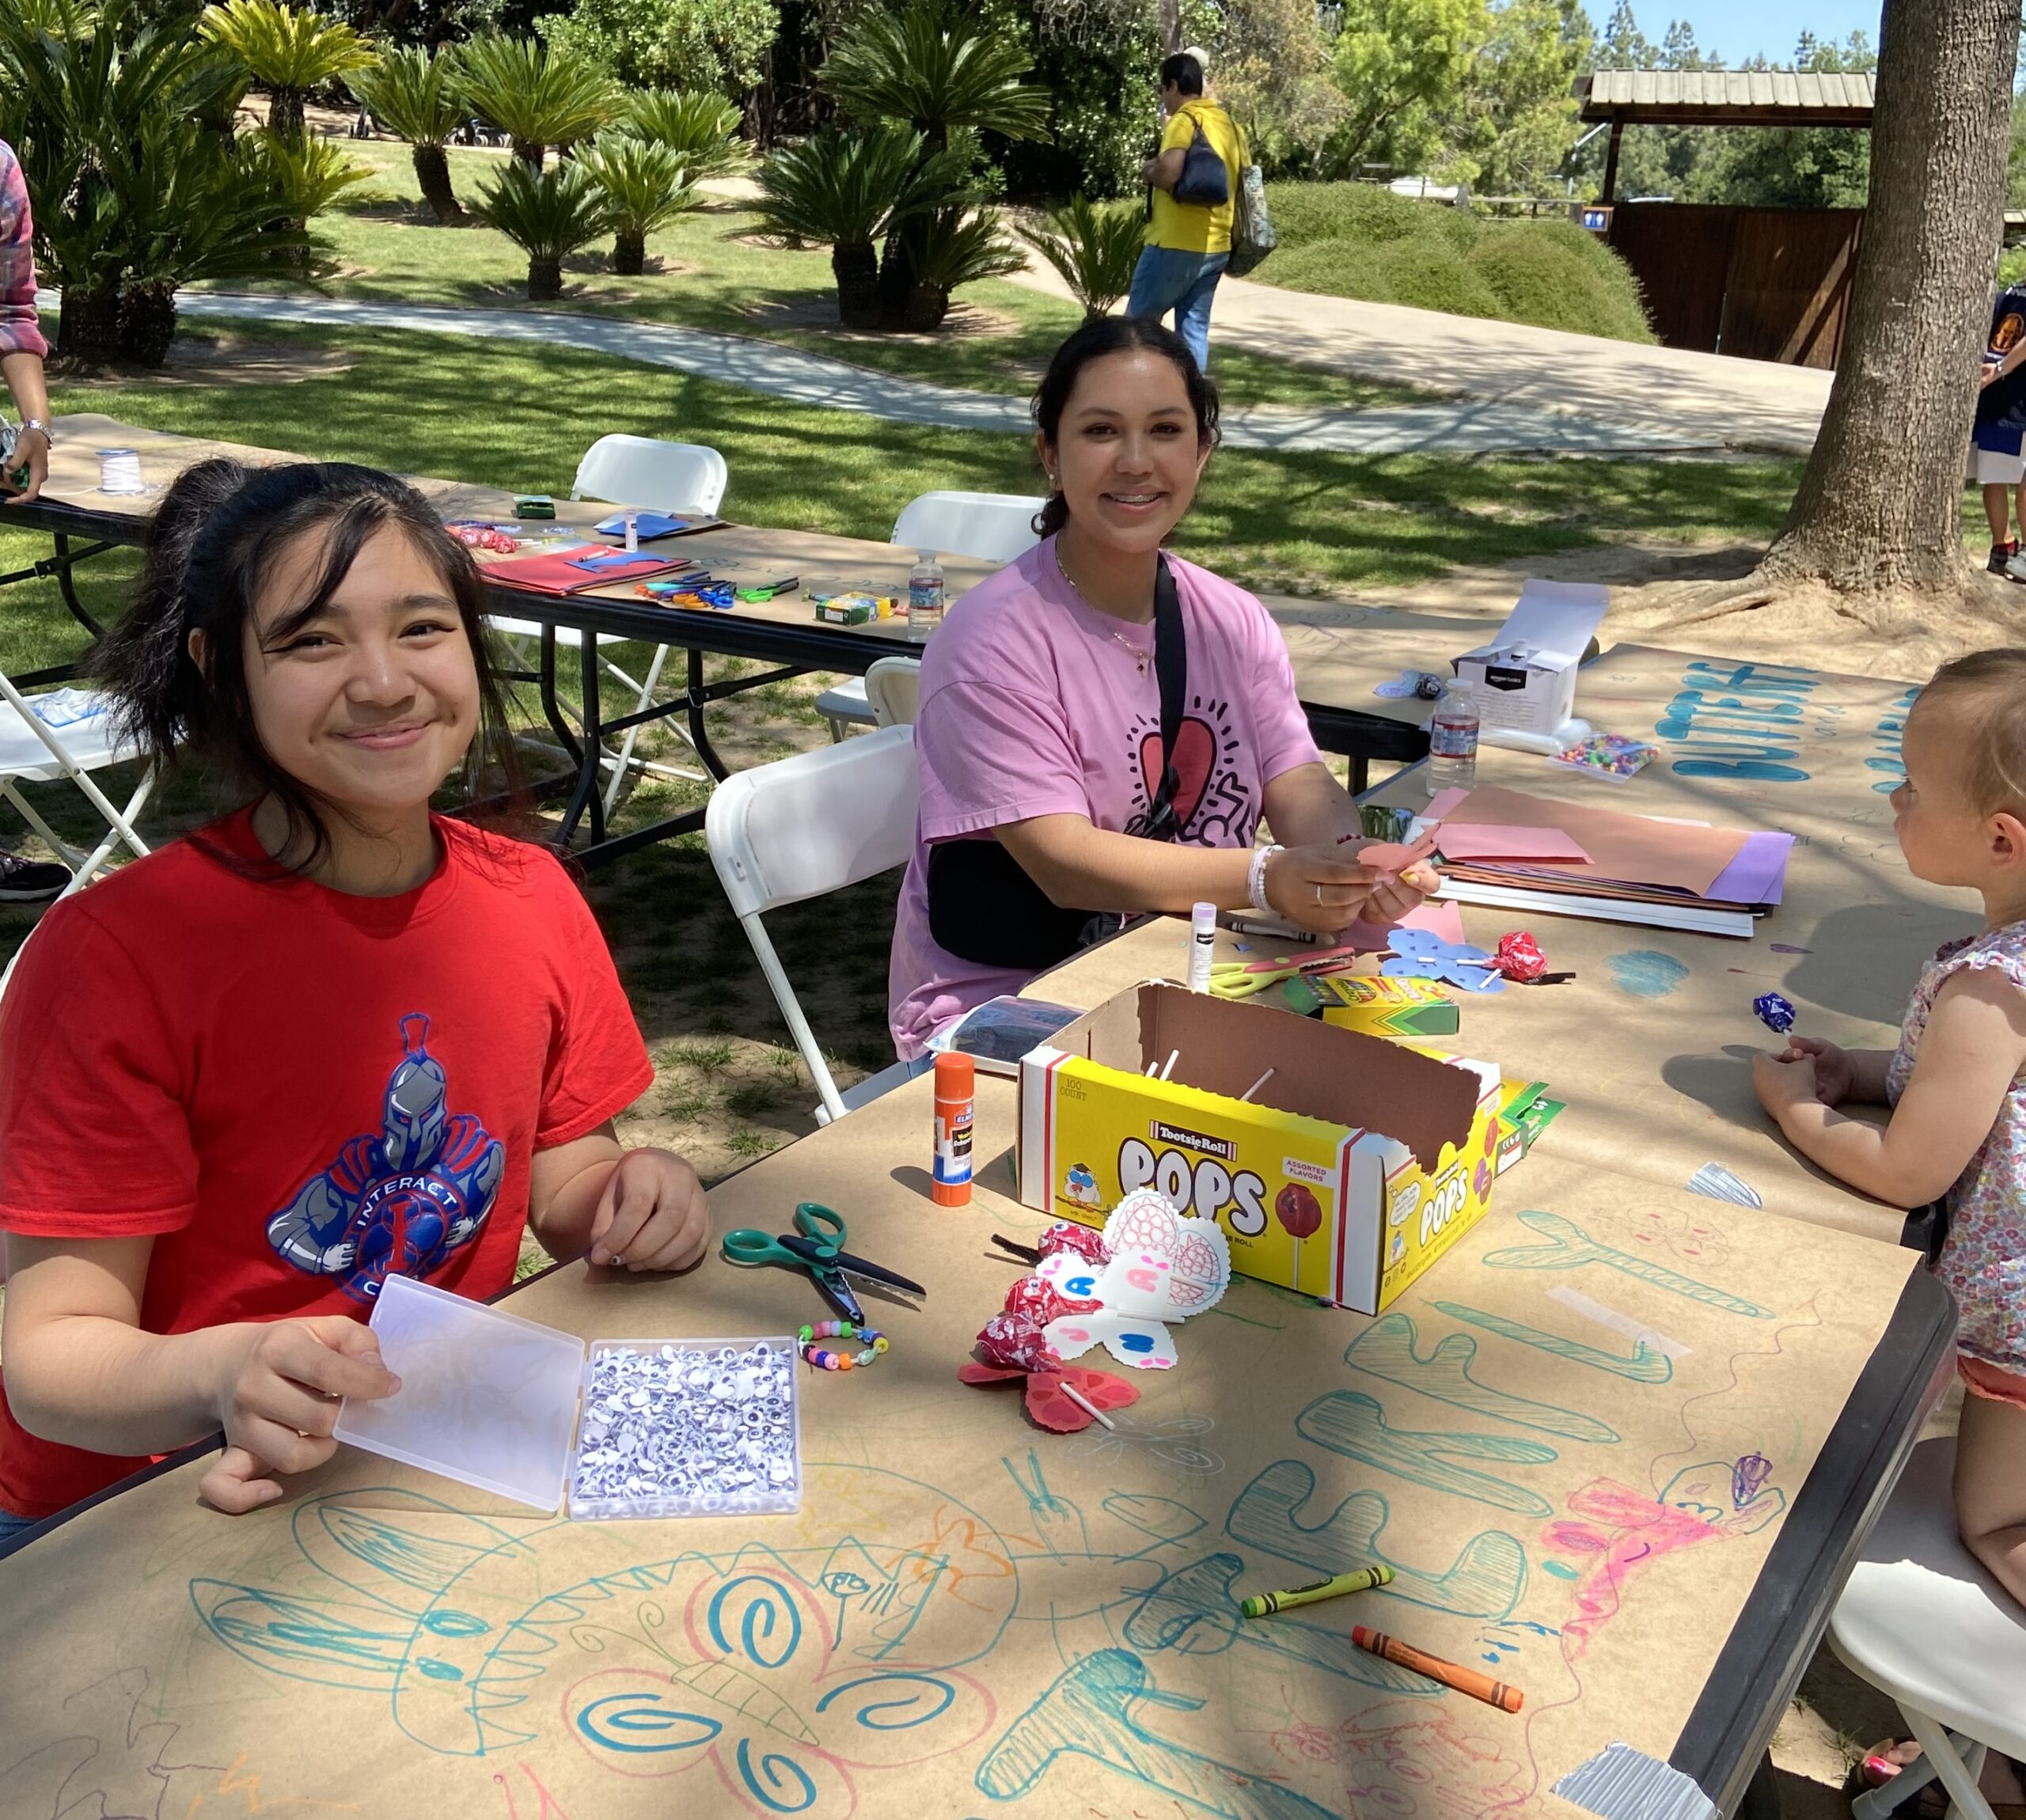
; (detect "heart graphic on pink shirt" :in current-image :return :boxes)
[1139,717,1216,832]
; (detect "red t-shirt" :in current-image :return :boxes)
[0,810,653,1519]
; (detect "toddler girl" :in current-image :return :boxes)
[1755,647,2026,1606]
[0,459,709,1536]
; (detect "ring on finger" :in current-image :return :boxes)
[1314,882,1323,904]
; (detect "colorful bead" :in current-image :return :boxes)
[799,1326,888,1371]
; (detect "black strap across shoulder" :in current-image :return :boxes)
[927,555,1189,971]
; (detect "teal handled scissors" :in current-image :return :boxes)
[720,1202,925,1323]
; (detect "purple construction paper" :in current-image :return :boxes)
[1707,831,1793,905]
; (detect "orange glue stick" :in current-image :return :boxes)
[932,1052,974,1206]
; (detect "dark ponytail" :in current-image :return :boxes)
[1030,316,1220,540]
[90,459,522,872]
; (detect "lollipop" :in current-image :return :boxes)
[1275,1181,1323,1292]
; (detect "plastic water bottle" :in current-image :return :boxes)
[1428,688,1479,794]
[908,551,945,638]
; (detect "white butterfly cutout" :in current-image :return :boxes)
[1039,1191,1231,1369]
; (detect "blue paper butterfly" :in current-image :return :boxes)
[1381,929,1505,994]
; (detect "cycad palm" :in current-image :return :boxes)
[197,0,374,140]
[622,89,744,184]
[347,44,465,222]
[576,132,696,275]
[476,155,615,300]
[452,34,619,171]
[1019,195,1142,321]
[754,126,941,328]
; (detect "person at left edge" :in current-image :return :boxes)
[0,137,70,905]
[0,459,711,1540]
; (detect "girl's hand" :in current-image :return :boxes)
[1752,1048,1821,1123]
[203,1316,400,1513]
[1265,844,1435,935]
[1774,1035,1857,1105]
[589,1147,711,1273]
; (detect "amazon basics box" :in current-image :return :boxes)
[1016,983,1502,1314]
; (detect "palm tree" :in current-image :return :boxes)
[1019,195,1143,321]
[754,127,943,328]
[622,89,745,184]
[347,44,465,223]
[451,34,620,171]
[197,0,375,141]
[819,1,1050,328]
[476,156,615,300]
[576,132,696,275]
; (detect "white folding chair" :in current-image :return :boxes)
[705,723,920,1124]
[816,491,1044,738]
[864,655,921,728]
[0,678,156,994]
[1829,1436,2026,1820]
[489,434,730,813]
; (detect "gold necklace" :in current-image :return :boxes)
[1054,544,1154,673]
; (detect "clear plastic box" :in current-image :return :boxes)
[333,1275,801,1519]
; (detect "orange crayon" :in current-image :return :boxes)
[1350,1625,1523,1713]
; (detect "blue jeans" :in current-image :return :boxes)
[0,1507,43,1547]
[1127,247,1229,373]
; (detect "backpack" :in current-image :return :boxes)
[1226,154,1277,277]
[1171,107,1231,207]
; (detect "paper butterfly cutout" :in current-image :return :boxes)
[1038,1191,1231,1368]
[955,1361,1140,1432]
[1382,928,1507,994]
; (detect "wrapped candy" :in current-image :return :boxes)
[1493,931,1549,983]
[1004,1274,1098,1329]
[1754,992,1796,1034]
[1038,1222,1109,1265]
[445,521,520,554]
[976,1310,1057,1373]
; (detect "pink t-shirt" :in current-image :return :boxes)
[888,539,1324,1056]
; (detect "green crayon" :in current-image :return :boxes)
[1240,1563,1394,1618]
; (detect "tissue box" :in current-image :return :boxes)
[1452,579,1608,739]
[1017,983,1502,1314]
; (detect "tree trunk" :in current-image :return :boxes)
[612,229,646,275]
[527,256,562,301]
[56,286,122,363]
[267,87,305,139]
[116,281,180,368]
[412,143,465,222]
[832,241,880,327]
[511,138,545,170]
[1759,0,2021,593]
[902,280,948,332]
[1158,0,1182,56]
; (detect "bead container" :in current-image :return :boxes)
[334,1276,801,1520]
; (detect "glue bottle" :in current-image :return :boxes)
[1189,901,1216,992]
[908,551,945,639]
[622,509,639,553]
[931,1052,973,1206]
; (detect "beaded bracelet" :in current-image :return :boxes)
[799,1319,890,1371]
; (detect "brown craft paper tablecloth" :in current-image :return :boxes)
[0,1060,1918,1818]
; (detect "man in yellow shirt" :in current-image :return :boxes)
[1126,52,1241,372]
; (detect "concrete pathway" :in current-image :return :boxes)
[165,290,1720,457]
[1007,263,1831,453]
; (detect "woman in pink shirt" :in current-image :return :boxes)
[889,317,1434,1055]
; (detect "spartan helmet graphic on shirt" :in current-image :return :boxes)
[267,1013,505,1302]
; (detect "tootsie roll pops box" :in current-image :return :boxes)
[1017,984,1503,1314]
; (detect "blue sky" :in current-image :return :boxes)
[1622,0,1883,64]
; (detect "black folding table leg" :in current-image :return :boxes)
[685,647,731,781]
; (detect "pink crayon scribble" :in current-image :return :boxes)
[1542,1479,1722,1656]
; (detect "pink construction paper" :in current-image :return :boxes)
[1437,823,1593,864]
[1345,897,1467,950]
[1425,787,1470,819]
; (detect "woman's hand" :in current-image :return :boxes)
[200,1316,400,1513]
[589,1147,711,1273]
[1771,1035,1858,1106]
[1264,843,1435,935]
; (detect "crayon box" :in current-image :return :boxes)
[1017,983,1503,1314]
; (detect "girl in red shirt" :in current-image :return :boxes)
[0,459,708,1533]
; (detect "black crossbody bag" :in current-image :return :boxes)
[928,555,1188,972]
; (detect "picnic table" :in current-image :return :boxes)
[0,1040,1951,1818]
[6,415,1430,863]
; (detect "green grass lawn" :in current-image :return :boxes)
[207,138,1432,414]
